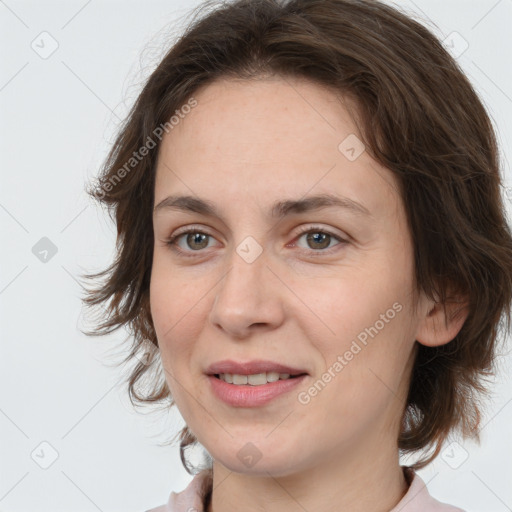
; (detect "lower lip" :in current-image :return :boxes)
[207,374,308,407]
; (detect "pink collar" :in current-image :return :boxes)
[146,466,465,512]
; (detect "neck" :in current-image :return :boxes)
[206,434,408,512]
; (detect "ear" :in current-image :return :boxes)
[415,289,469,347]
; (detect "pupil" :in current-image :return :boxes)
[307,232,329,249]
[188,233,208,249]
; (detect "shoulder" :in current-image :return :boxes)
[390,467,466,512]
[144,469,213,512]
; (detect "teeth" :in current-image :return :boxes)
[219,372,293,385]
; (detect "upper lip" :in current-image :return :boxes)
[206,359,309,376]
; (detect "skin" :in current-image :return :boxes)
[150,76,468,512]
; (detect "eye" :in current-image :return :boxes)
[291,225,347,254]
[165,226,217,256]
[164,224,348,258]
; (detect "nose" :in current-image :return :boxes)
[208,248,285,339]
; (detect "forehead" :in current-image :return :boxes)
[154,77,400,221]
[159,76,359,165]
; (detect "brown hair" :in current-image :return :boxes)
[80,0,512,472]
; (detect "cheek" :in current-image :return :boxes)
[149,269,205,412]
[297,257,415,393]
[150,252,203,333]
[149,259,202,372]
[293,262,404,342]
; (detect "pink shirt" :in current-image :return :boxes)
[145,466,465,512]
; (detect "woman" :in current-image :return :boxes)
[81,0,512,511]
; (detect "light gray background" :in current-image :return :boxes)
[1,1,511,511]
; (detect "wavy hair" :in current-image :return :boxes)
[80,0,512,473]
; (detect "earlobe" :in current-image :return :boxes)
[415,295,469,348]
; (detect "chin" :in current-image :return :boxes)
[207,438,310,478]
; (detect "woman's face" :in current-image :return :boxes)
[150,77,427,476]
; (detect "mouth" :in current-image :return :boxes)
[207,372,309,407]
[205,359,309,380]
[212,372,307,385]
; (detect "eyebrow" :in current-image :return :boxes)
[153,193,371,219]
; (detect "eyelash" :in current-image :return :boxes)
[164,224,348,258]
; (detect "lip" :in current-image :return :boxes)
[207,374,308,407]
[205,359,309,376]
